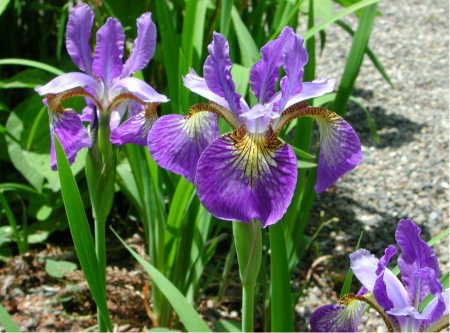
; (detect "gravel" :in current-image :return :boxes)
[296,0,449,330]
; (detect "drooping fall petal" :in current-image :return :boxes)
[195,131,297,227]
[50,110,91,170]
[148,111,218,182]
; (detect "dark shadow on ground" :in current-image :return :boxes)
[309,188,434,259]
[344,90,425,149]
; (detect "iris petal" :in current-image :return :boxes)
[50,110,91,170]
[35,72,97,96]
[195,131,297,227]
[310,302,363,332]
[275,30,308,111]
[110,110,155,146]
[121,12,157,77]
[315,114,362,192]
[284,79,335,109]
[114,77,169,104]
[203,32,242,116]
[92,17,125,84]
[148,111,218,182]
[65,3,94,73]
[395,219,441,303]
[249,27,292,104]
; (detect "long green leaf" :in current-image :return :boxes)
[0,0,10,16]
[0,58,63,75]
[269,223,294,331]
[113,229,211,332]
[303,0,380,41]
[0,303,20,333]
[219,0,232,37]
[332,3,378,115]
[154,1,180,113]
[335,20,393,87]
[231,6,259,68]
[54,137,111,330]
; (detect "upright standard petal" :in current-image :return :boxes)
[92,17,125,84]
[276,30,308,112]
[121,12,157,77]
[249,27,291,104]
[35,72,97,96]
[195,130,297,227]
[395,219,441,303]
[114,77,169,103]
[148,109,218,182]
[203,32,242,115]
[65,3,94,73]
[50,110,91,170]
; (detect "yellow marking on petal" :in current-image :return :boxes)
[182,111,213,138]
[228,127,282,186]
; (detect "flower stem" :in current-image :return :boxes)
[242,284,256,332]
[233,220,262,332]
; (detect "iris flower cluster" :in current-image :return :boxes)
[35,4,168,169]
[36,4,362,226]
[149,28,362,226]
[310,219,450,332]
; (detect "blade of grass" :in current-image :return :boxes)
[220,0,232,37]
[269,222,294,331]
[0,303,20,333]
[113,229,211,332]
[270,0,304,39]
[231,6,259,68]
[54,137,112,331]
[303,0,380,41]
[154,1,180,113]
[185,205,213,302]
[0,0,10,16]
[331,3,378,115]
[335,19,392,87]
[0,58,64,75]
[0,192,27,253]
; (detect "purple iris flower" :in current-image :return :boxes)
[310,219,450,332]
[149,27,362,227]
[35,3,168,169]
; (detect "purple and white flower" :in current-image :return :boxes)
[149,27,362,227]
[310,219,450,332]
[35,3,168,169]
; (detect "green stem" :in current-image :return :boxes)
[85,113,116,332]
[269,223,294,331]
[242,284,255,332]
[0,192,27,254]
[233,220,262,332]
